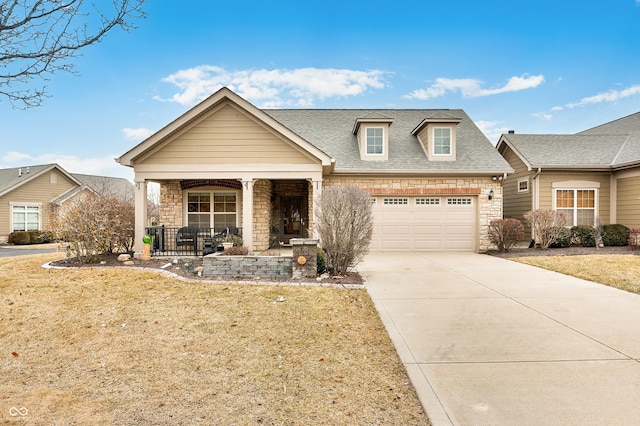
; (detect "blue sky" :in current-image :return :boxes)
[2,0,640,181]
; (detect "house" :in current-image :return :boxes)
[0,163,133,243]
[497,112,640,237]
[117,87,513,255]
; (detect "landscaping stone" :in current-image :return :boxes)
[117,254,131,262]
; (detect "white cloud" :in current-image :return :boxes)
[564,84,640,108]
[155,66,388,107]
[122,127,154,141]
[405,74,545,100]
[1,152,133,180]
[532,112,553,121]
[474,120,511,144]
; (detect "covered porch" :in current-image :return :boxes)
[134,177,322,255]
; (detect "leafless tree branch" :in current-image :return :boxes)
[0,0,146,108]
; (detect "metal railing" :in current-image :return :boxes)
[145,226,242,256]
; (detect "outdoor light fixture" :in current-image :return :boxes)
[488,189,494,200]
[492,175,504,181]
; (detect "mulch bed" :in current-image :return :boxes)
[50,253,364,286]
[487,245,640,258]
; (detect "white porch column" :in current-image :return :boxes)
[242,179,254,253]
[311,179,323,240]
[133,179,148,255]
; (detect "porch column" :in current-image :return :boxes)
[311,179,322,240]
[242,179,254,253]
[134,179,148,255]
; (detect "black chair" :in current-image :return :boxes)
[176,227,198,251]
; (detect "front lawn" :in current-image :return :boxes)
[1,253,428,425]
[511,254,640,294]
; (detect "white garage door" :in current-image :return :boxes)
[370,196,476,251]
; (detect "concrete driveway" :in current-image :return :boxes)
[0,244,59,257]
[360,252,640,426]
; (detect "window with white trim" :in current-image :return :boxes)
[366,127,384,155]
[187,191,237,229]
[415,198,440,205]
[447,198,472,205]
[433,128,451,155]
[555,189,595,226]
[12,204,41,231]
[518,178,529,193]
[383,198,408,205]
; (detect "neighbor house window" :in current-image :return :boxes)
[433,128,451,155]
[187,191,236,229]
[366,128,384,155]
[12,204,41,231]
[555,189,595,226]
[518,179,529,193]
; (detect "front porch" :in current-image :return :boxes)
[135,178,322,255]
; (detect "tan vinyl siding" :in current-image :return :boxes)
[538,172,611,224]
[141,103,317,165]
[616,175,640,228]
[501,147,532,221]
[0,170,77,237]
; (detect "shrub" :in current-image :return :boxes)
[523,209,569,250]
[549,227,572,248]
[9,231,30,245]
[487,218,524,252]
[571,225,596,247]
[630,229,640,250]
[316,185,373,275]
[223,246,249,255]
[51,191,134,263]
[316,247,327,274]
[602,224,630,246]
[28,230,53,244]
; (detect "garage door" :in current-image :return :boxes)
[370,196,476,251]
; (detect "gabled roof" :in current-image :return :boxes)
[117,87,512,175]
[497,111,640,170]
[0,163,133,200]
[266,109,511,173]
[0,164,82,198]
[117,87,334,168]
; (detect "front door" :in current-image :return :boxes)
[281,196,303,243]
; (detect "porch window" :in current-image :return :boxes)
[555,189,595,226]
[12,204,41,231]
[187,191,236,228]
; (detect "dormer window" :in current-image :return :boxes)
[411,117,461,162]
[353,115,394,161]
[366,128,384,155]
[433,128,451,155]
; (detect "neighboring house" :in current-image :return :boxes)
[497,111,640,238]
[117,87,512,254]
[0,163,133,243]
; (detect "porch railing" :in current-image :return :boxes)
[145,226,243,256]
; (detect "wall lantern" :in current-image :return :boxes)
[488,189,494,200]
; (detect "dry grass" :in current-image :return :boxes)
[1,253,428,425]
[511,254,640,294]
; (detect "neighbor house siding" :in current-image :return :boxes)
[0,170,76,238]
[500,147,532,228]
[538,172,611,224]
[140,103,317,165]
[616,175,640,229]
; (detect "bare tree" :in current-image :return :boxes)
[524,209,569,250]
[315,185,373,275]
[1,0,146,108]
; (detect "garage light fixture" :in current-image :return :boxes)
[488,189,494,200]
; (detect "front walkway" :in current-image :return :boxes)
[360,252,640,425]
